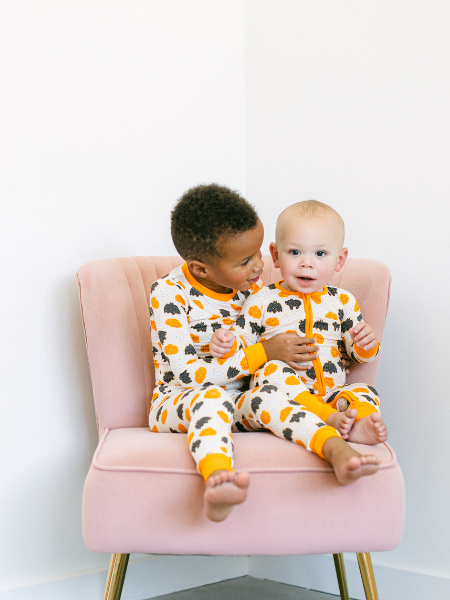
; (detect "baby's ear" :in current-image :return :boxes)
[335,248,348,273]
[269,242,280,268]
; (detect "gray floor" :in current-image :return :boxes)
[150,576,340,600]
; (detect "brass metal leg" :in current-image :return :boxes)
[356,553,379,600]
[333,554,350,600]
[103,553,130,600]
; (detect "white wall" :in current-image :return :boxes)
[245,0,450,596]
[0,1,246,596]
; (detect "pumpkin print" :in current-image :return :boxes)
[165,344,178,355]
[265,317,280,327]
[248,306,261,319]
[165,318,182,328]
[204,388,221,399]
[264,363,278,376]
[195,367,206,384]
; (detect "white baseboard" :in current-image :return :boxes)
[248,554,450,600]
[0,555,248,600]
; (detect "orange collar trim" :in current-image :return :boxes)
[181,263,237,301]
[274,281,328,298]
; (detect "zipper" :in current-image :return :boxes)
[301,294,326,396]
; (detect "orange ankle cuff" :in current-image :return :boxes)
[198,453,233,481]
[309,426,341,460]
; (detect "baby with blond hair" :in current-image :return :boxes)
[210,200,387,445]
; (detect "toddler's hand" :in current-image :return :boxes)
[262,332,319,370]
[349,321,378,351]
[210,328,236,358]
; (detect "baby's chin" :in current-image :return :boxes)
[284,277,324,294]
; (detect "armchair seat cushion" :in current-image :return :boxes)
[83,427,404,555]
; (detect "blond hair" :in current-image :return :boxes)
[275,200,345,247]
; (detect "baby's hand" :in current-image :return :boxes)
[349,321,378,351]
[210,328,236,358]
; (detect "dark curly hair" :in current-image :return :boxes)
[171,184,258,261]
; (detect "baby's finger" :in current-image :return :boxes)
[356,333,375,347]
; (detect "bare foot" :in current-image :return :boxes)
[347,413,388,445]
[204,470,250,522]
[322,437,380,486]
[326,408,357,439]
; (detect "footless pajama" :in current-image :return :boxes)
[149,264,339,480]
[232,282,381,423]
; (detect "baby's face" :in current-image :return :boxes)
[272,215,347,294]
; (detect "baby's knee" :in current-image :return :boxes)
[194,385,234,412]
[255,360,289,382]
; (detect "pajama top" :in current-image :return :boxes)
[231,282,380,400]
[150,263,267,398]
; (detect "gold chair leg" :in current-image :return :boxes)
[333,553,350,600]
[104,553,130,600]
[356,553,379,600]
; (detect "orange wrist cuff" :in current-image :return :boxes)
[354,341,379,360]
[221,339,238,359]
[243,343,267,374]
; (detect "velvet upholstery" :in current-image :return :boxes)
[78,256,404,555]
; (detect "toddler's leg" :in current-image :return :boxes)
[327,384,387,445]
[234,385,380,485]
[149,385,249,521]
[252,361,356,439]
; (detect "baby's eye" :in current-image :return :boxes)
[241,258,250,266]
[290,249,300,256]
[316,251,327,257]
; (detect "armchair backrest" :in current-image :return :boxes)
[77,256,391,436]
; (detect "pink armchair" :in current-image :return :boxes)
[77,255,404,600]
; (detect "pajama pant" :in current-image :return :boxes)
[149,366,340,480]
[252,361,381,425]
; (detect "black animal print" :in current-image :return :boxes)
[227,367,239,379]
[195,416,211,429]
[236,314,245,328]
[163,372,174,383]
[179,370,192,384]
[164,303,181,315]
[290,411,306,422]
[306,367,316,380]
[283,428,293,441]
[251,396,263,413]
[267,301,283,313]
[314,320,329,331]
[190,288,203,297]
[323,361,338,374]
[285,299,301,310]
[341,318,353,334]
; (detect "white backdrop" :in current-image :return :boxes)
[245,1,450,597]
[0,1,246,597]
[1,1,449,599]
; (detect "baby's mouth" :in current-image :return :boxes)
[298,276,314,281]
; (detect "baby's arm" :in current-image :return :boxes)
[341,293,380,363]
